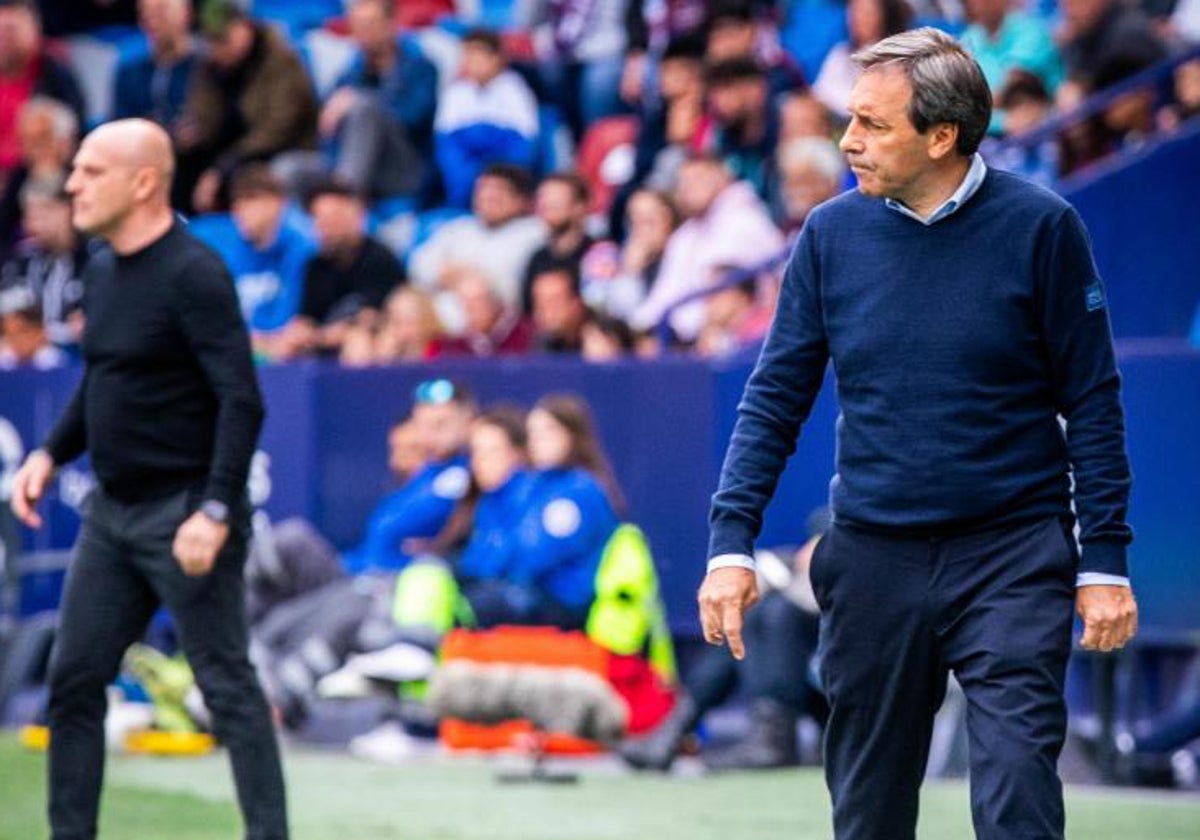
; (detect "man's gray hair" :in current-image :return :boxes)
[20,96,79,145]
[852,27,992,156]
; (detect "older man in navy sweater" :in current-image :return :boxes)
[700,28,1136,840]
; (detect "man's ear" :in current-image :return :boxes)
[131,166,159,203]
[927,122,960,161]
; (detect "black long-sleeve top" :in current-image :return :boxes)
[43,221,264,508]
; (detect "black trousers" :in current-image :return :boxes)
[46,487,288,840]
[810,516,1077,840]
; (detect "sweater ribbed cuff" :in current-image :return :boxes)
[708,520,757,564]
[1080,539,1128,578]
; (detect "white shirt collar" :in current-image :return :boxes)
[884,153,988,225]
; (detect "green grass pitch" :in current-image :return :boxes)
[2,734,1198,840]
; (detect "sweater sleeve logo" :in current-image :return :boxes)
[1085,280,1106,312]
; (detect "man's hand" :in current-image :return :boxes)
[172,511,230,577]
[319,88,359,137]
[698,567,759,660]
[192,169,222,214]
[1077,585,1138,652]
[619,52,647,104]
[10,450,55,528]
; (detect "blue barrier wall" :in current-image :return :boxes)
[3,348,1198,636]
[1064,123,1200,340]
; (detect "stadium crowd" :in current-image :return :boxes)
[1,0,1199,368]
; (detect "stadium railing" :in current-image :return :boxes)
[993,44,1200,165]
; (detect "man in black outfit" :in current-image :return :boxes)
[271,179,404,360]
[10,119,288,840]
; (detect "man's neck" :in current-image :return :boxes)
[0,52,34,78]
[108,208,174,256]
[44,232,77,255]
[551,226,585,255]
[896,157,973,220]
[367,41,397,74]
[154,35,192,65]
[326,235,365,267]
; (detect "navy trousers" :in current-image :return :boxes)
[810,516,1077,840]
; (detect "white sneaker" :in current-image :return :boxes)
[317,667,374,700]
[346,643,436,683]
[349,722,418,764]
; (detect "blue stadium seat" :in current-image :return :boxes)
[251,0,344,39]
[780,0,847,84]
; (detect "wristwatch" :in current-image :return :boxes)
[199,499,229,525]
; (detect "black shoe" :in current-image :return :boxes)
[617,694,696,772]
[702,699,799,772]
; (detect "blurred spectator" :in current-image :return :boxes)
[175,0,318,213]
[520,172,593,313]
[0,96,76,264]
[1056,76,1115,176]
[705,0,806,98]
[0,173,85,350]
[778,91,835,143]
[409,163,545,330]
[0,301,66,369]
[454,397,621,630]
[812,0,913,118]
[340,286,444,366]
[272,180,404,360]
[960,0,1063,99]
[532,0,628,141]
[434,269,534,357]
[0,0,84,177]
[1092,52,1160,150]
[773,136,847,234]
[581,312,636,360]
[531,266,592,354]
[449,408,534,622]
[340,380,475,575]
[1161,59,1200,131]
[620,0,708,104]
[215,165,317,352]
[695,277,772,358]
[1170,0,1200,44]
[704,57,779,200]
[112,0,197,126]
[1059,0,1167,91]
[983,70,1059,186]
[582,187,678,319]
[502,394,623,624]
[434,28,540,208]
[317,0,438,200]
[630,153,785,342]
[609,34,704,237]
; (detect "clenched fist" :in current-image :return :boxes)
[1077,585,1138,652]
[172,511,229,577]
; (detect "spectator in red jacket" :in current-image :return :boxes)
[0,0,85,177]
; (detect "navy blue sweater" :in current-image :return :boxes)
[709,170,1133,577]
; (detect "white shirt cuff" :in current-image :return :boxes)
[708,553,757,574]
[1076,573,1130,588]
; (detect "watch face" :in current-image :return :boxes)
[201,501,229,523]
